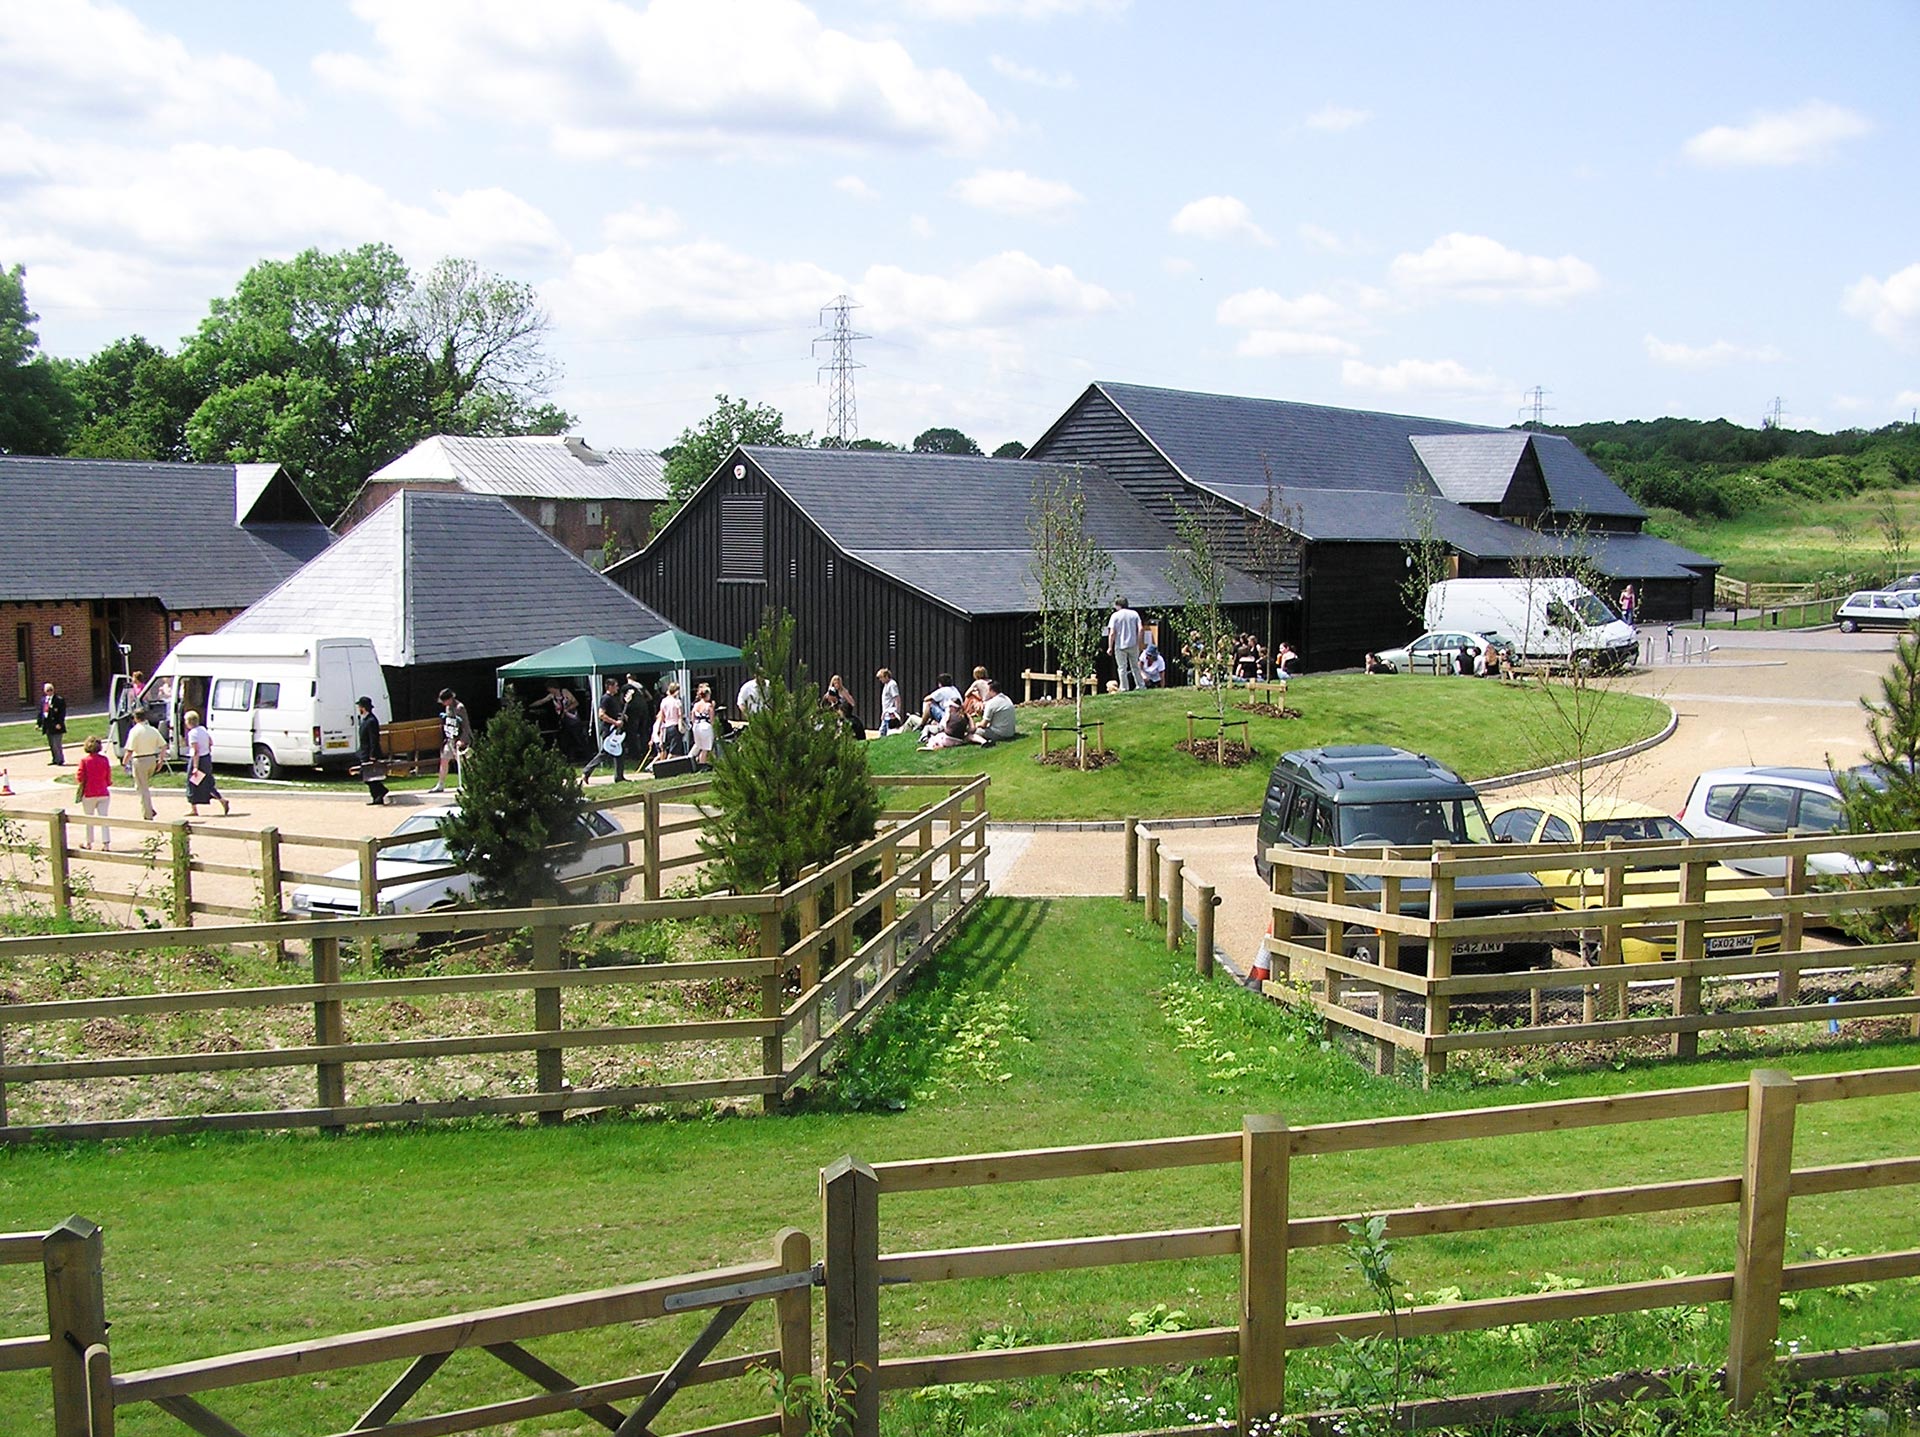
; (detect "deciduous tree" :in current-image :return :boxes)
[655,395,811,534]
[0,264,72,454]
[1027,470,1116,765]
[61,336,201,460]
[911,426,982,456]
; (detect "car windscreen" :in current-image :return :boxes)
[382,815,453,864]
[1337,798,1494,847]
[1571,592,1618,625]
[1583,815,1689,843]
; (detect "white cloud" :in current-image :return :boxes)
[0,129,567,274]
[861,250,1115,329]
[1297,223,1347,252]
[1216,286,1369,359]
[951,168,1083,219]
[0,0,283,132]
[1305,104,1370,133]
[1341,357,1505,398]
[1897,389,1920,412]
[1389,232,1599,304]
[1643,334,1784,367]
[316,0,1004,159]
[1843,262,1920,344]
[1169,195,1271,245]
[1683,100,1871,167]
[895,0,1123,17]
[604,202,684,242]
[834,175,880,201]
[990,54,1074,87]
[909,214,937,239]
[1162,256,1195,276]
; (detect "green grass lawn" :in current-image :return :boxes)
[1649,487,1920,587]
[867,677,1671,821]
[0,711,109,755]
[0,897,1911,1435]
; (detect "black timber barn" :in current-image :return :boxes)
[1028,382,1718,670]
[606,446,1282,718]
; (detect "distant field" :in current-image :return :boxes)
[1648,486,1920,586]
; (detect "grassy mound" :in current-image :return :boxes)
[868,676,1671,821]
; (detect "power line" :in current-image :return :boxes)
[812,294,868,446]
[1517,385,1551,428]
[1762,396,1785,430]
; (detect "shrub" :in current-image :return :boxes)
[439,697,588,905]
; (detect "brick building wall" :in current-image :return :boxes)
[3,599,243,712]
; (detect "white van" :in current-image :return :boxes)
[1424,578,1637,669]
[110,635,390,778]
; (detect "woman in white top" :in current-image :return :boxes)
[690,683,716,766]
[182,709,229,817]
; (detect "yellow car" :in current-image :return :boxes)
[1487,796,1784,964]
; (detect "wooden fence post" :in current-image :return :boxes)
[643,790,662,901]
[531,900,565,1126]
[43,1216,108,1437]
[357,834,380,966]
[1269,858,1294,983]
[1592,837,1626,1021]
[1672,843,1706,1059]
[879,842,899,975]
[761,907,787,1114]
[1240,1115,1288,1431]
[1324,870,1348,1012]
[170,820,192,927]
[1195,883,1216,978]
[774,1227,814,1437]
[312,934,346,1128]
[822,1156,881,1437]
[1165,855,1185,952]
[259,826,285,965]
[1727,1069,1797,1409]
[1779,847,1806,1008]
[1123,817,1139,903]
[800,884,823,1049]
[1425,844,1454,1086]
[1377,865,1402,1070]
[48,810,71,922]
[1143,834,1161,926]
[835,870,857,1016]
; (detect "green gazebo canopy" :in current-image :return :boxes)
[495,635,665,682]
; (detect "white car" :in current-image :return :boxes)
[1676,765,1878,880]
[1835,590,1920,632]
[289,805,630,919]
[1371,630,1508,675]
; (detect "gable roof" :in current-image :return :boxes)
[364,435,667,502]
[0,456,333,609]
[1409,433,1531,506]
[222,490,671,665]
[731,445,1279,616]
[1041,380,1649,536]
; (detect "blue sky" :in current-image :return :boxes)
[3,0,1916,451]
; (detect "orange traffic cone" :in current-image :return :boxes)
[0,768,12,796]
[1247,919,1273,987]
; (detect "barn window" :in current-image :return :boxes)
[584,503,603,528]
[719,495,766,580]
[538,501,557,527]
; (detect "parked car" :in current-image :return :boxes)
[289,805,630,921]
[1425,577,1637,668]
[1835,590,1920,632]
[1487,796,1783,963]
[1254,744,1556,972]
[1370,630,1512,675]
[1676,766,1881,879]
[1886,574,1920,593]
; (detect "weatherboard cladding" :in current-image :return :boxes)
[222,490,670,666]
[0,456,333,608]
[366,435,669,501]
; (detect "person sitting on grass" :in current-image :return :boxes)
[921,693,974,750]
[919,673,961,729]
[974,678,1018,745]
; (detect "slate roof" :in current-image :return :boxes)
[1409,433,1531,506]
[222,490,671,665]
[1063,380,1650,533]
[0,456,333,609]
[364,435,667,501]
[734,446,1281,616]
[1574,529,1717,581]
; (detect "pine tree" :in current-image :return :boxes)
[1838,629,1920,929]
[699,610,880,893]
[439,697,588,905]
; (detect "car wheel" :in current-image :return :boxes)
[1839,618,1858,633]
[251,743,280,780]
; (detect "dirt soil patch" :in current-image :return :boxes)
[1235,701,1303,720]
[1034,747,1119,771]
[1173,738,1257,767]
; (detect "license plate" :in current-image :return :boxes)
[1705,936,1755,954]
[1456,941,1506,956]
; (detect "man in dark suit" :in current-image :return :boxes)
[37,682,67,765]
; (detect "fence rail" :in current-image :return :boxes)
[1247,826,1920,1081]
[819,1064,1920,1435]
[0,775,990,1139]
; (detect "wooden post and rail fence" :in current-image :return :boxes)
[1256,827,1920,1084]
[13,1064,1918,1434]
[0,775,990,1140]
[1124,819,1222,977]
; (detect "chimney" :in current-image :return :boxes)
[563,436,607,465]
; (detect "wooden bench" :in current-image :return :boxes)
[379,718,445,778]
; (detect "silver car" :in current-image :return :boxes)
[1372,630,1507,675]
[1676,765,1877,879]
[289,805,630,919]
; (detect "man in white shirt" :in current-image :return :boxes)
[121,706,166,820]
[1106,596,1145,691]
[735,675,762,718]
[919,673,962,728]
